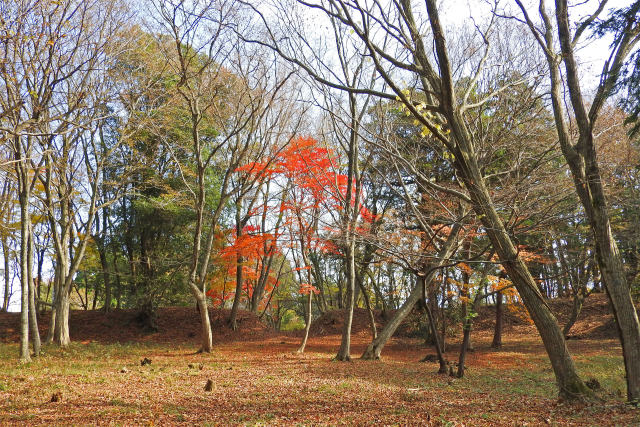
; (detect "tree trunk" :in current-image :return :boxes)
[229,252,244,330]
[357,272,377,339]
[361,224,460,360]
[54,288,71,347]
[456,323,472,378]
[297,291,313,353]
[515,0,639,401]
[195,291,213,353]
[491,291,503,349]
[28,272,40,356]
[17,173,31,363]
[112,253,122,309]
[229,198,245,330]
[98,239,111,312]
[92,277,99,310]
[362,275,424,360]
[563,293,584,337]
[335,244,356,361]
[2,236,10,312]
[45,267,59,344]
[36,246,44,314]
[440,282,447,353]
[394,0,592,399]
[27,228,40,356]
[584,201,640,401]
[449,110,591,399]
[422,285,448,374]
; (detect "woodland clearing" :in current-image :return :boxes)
[0,295,638,426]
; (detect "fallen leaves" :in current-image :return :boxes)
[0,296,637,425]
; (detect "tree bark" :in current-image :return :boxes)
[563,294,584,337]
[297,291,313,353]
[27,228,40,356]
[195,292,213,353]
[464,173,590,399]
[229,195,246,330]
[491,291,503,349]
[456,320,472,378]
[422,284,448,374]
[45,266,59,344]
[97,237,111,312]
[335,243,356,361]
[17,163,31,363]
[2,235,10,312]
[513,0,640,402]
[54,288,71,347]
[422,2,589,397]
[357,272,377,340]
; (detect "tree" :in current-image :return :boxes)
[514,0,640,402]
[0,177,16,313]
[0,0,128,355]
[149,0,301,349]
[244,0,592,399]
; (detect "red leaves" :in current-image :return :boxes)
[359,206,378,224]
[219,231,279,261]
[299,283,320,295]
[229,136,374,301]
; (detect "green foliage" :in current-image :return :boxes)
[279,309,305,331]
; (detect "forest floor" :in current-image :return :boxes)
[0,294,638,426]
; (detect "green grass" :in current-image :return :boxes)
[576,354,627,396]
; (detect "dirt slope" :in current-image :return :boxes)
[0,307,274,345]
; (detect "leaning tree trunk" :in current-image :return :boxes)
[362,275,423,360]
[361,224,461,360]
[400,0,592,400]
[466,173,591,398]
[297,291,313,353]
[460,157,591,399]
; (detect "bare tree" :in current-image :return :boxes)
[149,0,301,350]
[513,0,640,402]
[243,0,592,399]
[0,0,130,350]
